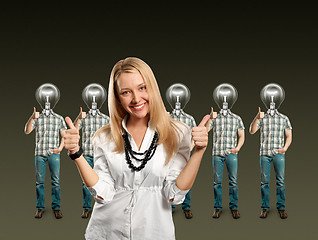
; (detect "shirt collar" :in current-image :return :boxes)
[88,109,102,116]
[41,109,54,116]
[219,109,233,116]
[122,115,153,133]
[171,109,185,117]
[266,109,279,116]
[171,108,185,117]
[121,116,155,152]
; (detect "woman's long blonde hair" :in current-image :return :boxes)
[95,57,181,163]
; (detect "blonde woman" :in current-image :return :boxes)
[63,57,209,240]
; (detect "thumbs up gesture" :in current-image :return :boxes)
[191,114,210,150]
[257,107,264,119]
[32,107,39,119]
[210,107,217,119]
[77,107,86,119]
[62,117,81,154]
[205,107,217,132]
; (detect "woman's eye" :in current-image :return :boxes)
[140,86,146,91]
[121,91,130,95]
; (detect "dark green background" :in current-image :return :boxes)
[1,3,316,240]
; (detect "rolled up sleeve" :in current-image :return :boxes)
[88,135,116,204]
[163,124,191,205]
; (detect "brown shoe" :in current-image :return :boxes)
[183,209,193,219]
[231,209,240,219]
[81,209,92,219]
[212,209,222,218]
[35,209,44,219]
[260,209,269,218]
[53,209,63,219]
[278,209,288,219]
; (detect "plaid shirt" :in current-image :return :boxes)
[78,111,110,157]
[257,110,292,156]
[169,110,197,129]
[210,110,245,156]
[32,110,67,156]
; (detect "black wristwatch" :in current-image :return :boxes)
[68,146,83,160]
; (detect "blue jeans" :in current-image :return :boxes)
[213,154,238,210]
[35,153,61,210]
[171,189,191,211]
[260,154,285,210]
[83,156,94,209]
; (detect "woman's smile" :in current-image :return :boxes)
[130,102,146,111]
[116,71,150,120]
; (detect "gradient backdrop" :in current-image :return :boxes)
[1,3,316,240]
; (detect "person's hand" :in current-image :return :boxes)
[32,107,39,119]
[210,107,217,119]
[50,148,62,154]
[274,148,286,154]
[192,114,210,150]
[78,107,86,120]
[257,107,264,119]
[62,117,80,154]
[205,107,217,132]
[227,148,240,154]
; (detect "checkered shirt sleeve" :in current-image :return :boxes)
[80,113,110,157]
[33,113,67,156]
[210,112,245,156]
[257,112,292,156]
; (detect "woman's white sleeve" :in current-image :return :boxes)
[87,136,115,204]
[163,125,191,205]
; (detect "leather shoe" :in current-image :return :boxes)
[231,209,240,219]
[183,209,193,219]
[278,209,288,219]
[35,209,44,219]
[260,209,269,218]
[53,209,63,219]
[81,209,92,219]
[212,209,222,218]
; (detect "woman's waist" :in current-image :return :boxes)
[115,186,163,193]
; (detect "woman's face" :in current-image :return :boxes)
[116,71,150,121]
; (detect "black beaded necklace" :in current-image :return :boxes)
[122,131,159,172]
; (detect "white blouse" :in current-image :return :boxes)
[85,119,191,240]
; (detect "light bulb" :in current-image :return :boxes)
[35,83,60,116]
[166,83,191,117]
[260,83,285,116]
[82,83,107,116]
[213,83,238,116]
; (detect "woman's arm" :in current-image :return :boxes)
[63,117,99,187]
[175,115,210,191]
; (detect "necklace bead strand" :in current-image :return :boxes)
[122,131,159,172]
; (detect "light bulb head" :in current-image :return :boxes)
[213,83,238,115]
[82,83,107,116]
[260,83,285,115]
[166,83,191,116]
[35,83,60,113]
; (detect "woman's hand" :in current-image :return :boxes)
[191,115,210,150]
[62,117,81,154]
